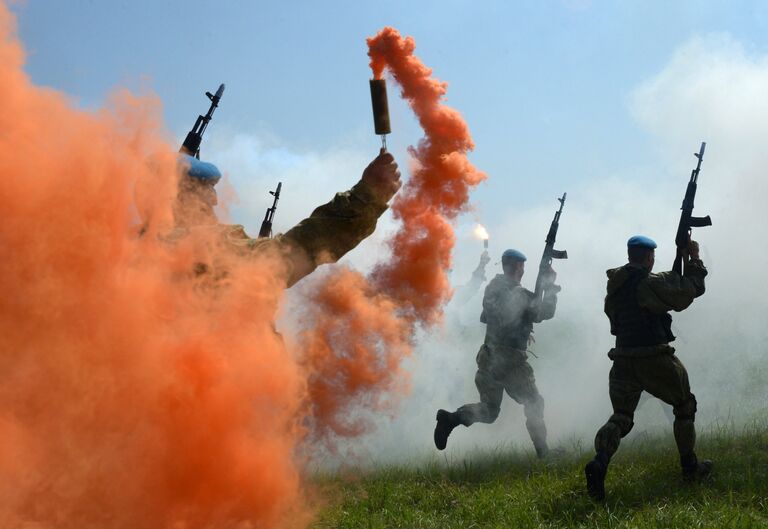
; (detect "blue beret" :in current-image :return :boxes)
[179,153,222,185]
[501,249,527,263]
[627,235,657,249]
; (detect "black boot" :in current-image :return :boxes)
[585,451,609,501]
[434,409,461,450]
[681,453,713,481]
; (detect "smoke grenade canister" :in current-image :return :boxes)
[369,79,391,139]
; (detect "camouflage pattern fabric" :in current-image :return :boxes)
[456,343,547,453]
[594,259,707,459]
[168,179,388,288]
[454,274,558,454]
[594,349,697,458]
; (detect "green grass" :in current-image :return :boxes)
[310,422,768,528]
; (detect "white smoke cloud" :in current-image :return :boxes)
[193,33,768,465]
[338,33,768,464]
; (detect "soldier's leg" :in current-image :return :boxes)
[455,359,504,425]
[586,358,642,500]
[506,361,548,458]
[637,354,711,478]
[594,359,643,459]
[434,345,503,450]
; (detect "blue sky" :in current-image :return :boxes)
[12,1,768,234]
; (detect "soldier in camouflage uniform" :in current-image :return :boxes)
[585,235,712,501]
[434,249,560,458]
[171,150,401,286]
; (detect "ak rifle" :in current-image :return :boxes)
[672,142,711,274]
[180,83,225,159]
[533,193,568,310]
[258,182,282,238]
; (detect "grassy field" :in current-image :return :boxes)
[310,422,768,528]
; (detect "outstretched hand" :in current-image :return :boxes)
[362,148,401,203]
[479,250,491,268]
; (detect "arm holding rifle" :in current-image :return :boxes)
[532,193,567,322]
[641,238,707,313]
[672,142,711,275]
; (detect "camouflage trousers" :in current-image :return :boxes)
[594,351,697,460]
[456,344,547,454]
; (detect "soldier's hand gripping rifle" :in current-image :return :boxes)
[180,83,225,159]
[258,182,282,238]
[672,142,711,274]
[534,193,568,310]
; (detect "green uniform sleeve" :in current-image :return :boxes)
[533,284,560,322]
[278,180,388,286]
[220,180,388,287]
[638,259,707,313]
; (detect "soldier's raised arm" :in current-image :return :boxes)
[531,267,560,323]
[276,150,401,287]
[639,239,707,313]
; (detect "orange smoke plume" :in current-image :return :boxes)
[297,267,411,440]
[368,26,487,322]
[296,27,485,442]
[0,4,307,528]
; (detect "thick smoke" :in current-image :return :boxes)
[293,26,485,444]
[344,33,768,462]
[0,4,309,527]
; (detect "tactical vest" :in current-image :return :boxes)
[608,266,675,347]
[482,286,534,351]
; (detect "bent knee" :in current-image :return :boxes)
[609,412,634,437]
[673,394,697,421]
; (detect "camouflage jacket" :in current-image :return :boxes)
[481,273,558,353]
[605,259,707,358]
[168,179,389,288]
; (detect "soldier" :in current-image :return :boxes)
[434,249,560,458]
[585,235,711,501]
[171,150,401,287]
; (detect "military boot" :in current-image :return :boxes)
[681,453,713,481]
[434,409,461,450]
[585,451,609,501]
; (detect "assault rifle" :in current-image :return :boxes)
[534,193,568,308]
[180,83,225,159]
[672,142,711,274]
[258,182,282,238]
